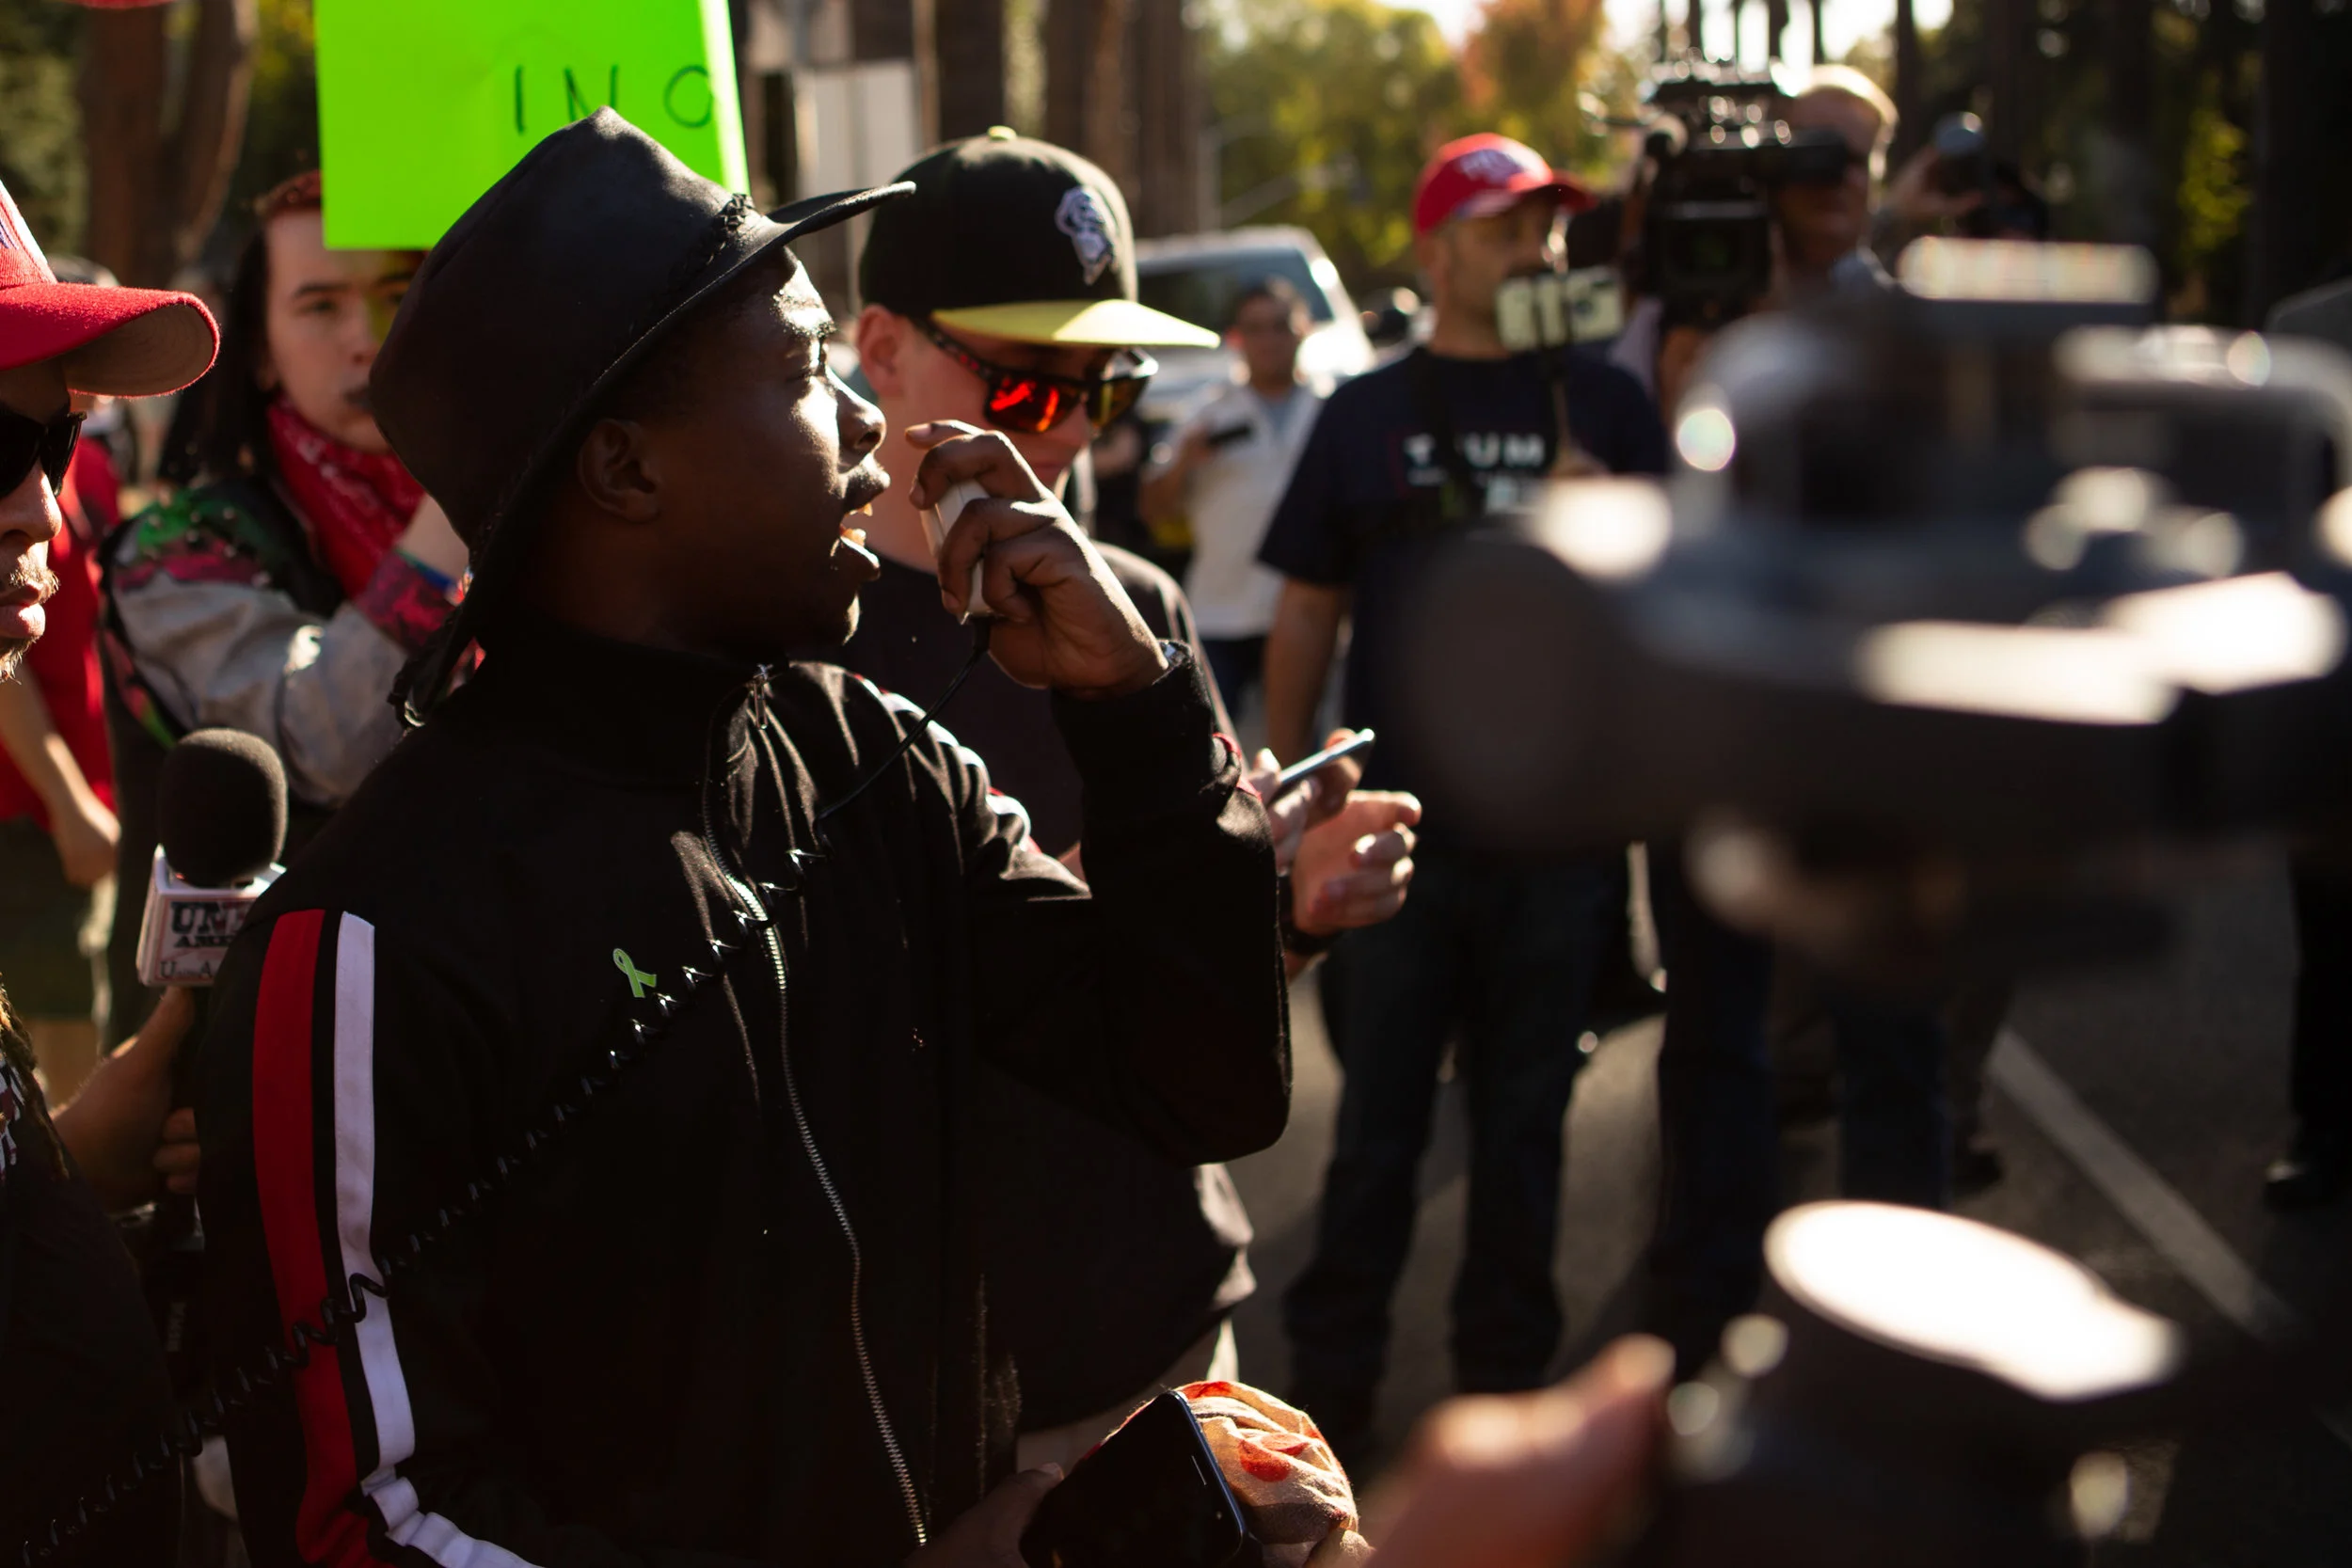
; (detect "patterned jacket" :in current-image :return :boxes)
[103,477,453,807]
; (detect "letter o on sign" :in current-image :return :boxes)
[666,65,714,129]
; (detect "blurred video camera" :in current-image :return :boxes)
[1636,59,1852,328]
[1398,239,2352,978]
[1404,239,2352,1562]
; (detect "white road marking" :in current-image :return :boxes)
[1990,1029,2352,1450]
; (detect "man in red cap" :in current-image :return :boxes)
[1258,132,1667,1465]
[0,173,219,1565]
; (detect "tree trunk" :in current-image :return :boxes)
[78,7,167,286]
[1811,0,1829,63]
[1131,0,1200,234]
[934,0,1007,138]
[1985,0,2029,162]
[1046,0,1089,152]
[79,0,254,289]
[1082,0,1132,188]
[2103,0,2156,247]
[2252,0,2321,314]
[169,0,258,268]
[1765,0,1788,61]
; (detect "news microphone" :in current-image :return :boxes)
[135,728,288,987]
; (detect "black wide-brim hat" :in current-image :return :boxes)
[373,107,911,723]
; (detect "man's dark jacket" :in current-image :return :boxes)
[198,612,1290,1567]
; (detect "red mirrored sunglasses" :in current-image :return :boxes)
[917,319,1155,436]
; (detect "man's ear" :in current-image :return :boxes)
[854,305,908,399]
[572,418,664,525]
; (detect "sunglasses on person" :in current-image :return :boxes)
[917,319,1155,436]
[0,405,83,499]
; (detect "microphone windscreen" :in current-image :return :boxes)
[158,728,289,888]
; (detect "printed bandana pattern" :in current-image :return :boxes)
[264,397,425,601]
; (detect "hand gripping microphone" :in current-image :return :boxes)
[135,727,289,987]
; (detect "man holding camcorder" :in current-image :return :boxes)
[1262,134,1666,1465]
[1633,67,1963,1372]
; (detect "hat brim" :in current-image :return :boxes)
[0,281,218,396]
[1443,175,1598,228]
[931,298,1220,350]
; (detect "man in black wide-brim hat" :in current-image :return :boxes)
[194,109,1288,1567]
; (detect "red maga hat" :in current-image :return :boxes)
[1411,134,1595,235]
[0,179,217,396]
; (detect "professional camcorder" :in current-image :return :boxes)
[1636,59,1853,328]
[1400,239,2352,977]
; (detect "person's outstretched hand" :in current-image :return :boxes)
[1883,144,1986,232]
[1292,792,1420,937]
[905,421,1167,701]
[1364,1336,1674,1568]
[904,1465,1061,1568]
[51,986,196,1211]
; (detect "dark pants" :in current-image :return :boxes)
[1200,636,1266,719]
[1646,850,1950,1368]
[2290,861,2352,1142]
[1284,844,1613,1405]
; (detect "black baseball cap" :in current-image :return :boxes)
[859,128,1216,350]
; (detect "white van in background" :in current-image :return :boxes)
[1132,227,1376,427]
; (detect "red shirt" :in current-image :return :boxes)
[0,438,118,828]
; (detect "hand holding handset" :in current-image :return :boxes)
[1020,1391,1262,1568]
[925,480,998,619]
[1271,730,1376,806]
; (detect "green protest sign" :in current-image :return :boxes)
[315,0,747,250]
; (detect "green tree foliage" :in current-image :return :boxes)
[1457,0,1613,179]
[1200,0,1643,292]
[1903,0,2282,321]
[1200,0,1463,290]
[2175,77,2249,286]
[0,0,86,256]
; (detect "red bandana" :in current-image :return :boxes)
[265,397,425,601]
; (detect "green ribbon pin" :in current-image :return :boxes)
[612,948,658,999]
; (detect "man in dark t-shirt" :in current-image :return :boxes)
[837,131,1420,1465]
[1258,135,1667,1458]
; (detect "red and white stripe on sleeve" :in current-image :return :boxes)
[251,909,539,1568]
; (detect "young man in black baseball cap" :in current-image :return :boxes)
[195,111,1289,1568]
[839,130,1421,1470]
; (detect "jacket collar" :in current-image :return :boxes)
[461,609,769,785]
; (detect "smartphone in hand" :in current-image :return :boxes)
[1020,1391,1261,1568]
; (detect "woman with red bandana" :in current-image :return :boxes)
[101,173,467,1035]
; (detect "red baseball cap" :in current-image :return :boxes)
[0,178,217,396]
[1411,134,1595,235]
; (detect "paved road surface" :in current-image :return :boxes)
[1227,858,2352,1562]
